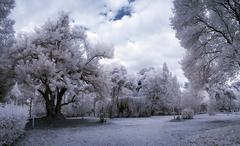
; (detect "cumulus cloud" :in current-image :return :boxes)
[104,0,129,11]
[11,0,105,32]
[10,0,187,84]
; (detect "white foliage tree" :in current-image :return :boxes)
[0,0,15,100]
[210,83,240,112]
[102,63,128,117]
[138,63,181,115]
[9,12,114,119]
[0,0,15,54]
[171,0,240,90]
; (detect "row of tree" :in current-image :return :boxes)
[29,62,182,118]
[0,0,183,120]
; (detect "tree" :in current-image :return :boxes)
[162,62,170,82]
[0,0,15,100]
[209,83,240,113]
[102,63,128,117]
[171,0,240,90]
[181,84,205,113]
[115,73,138,117]
[138,67,164,114]
[138,63,181,115]
[136,67,154,92]
[165,75,181,115]
[9,12,114,120]
[101,63,141,117]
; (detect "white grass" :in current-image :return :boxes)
[16,113,240,146]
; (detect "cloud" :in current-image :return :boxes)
[104,0,129,11]
[10,0,187,84]
[101,0,135,21]
[92,0,187,83]
[11,0,105,32]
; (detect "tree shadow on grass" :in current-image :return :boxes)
[25,117,109,130]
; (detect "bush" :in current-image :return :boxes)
[99,113,106,123]
[0,103,28,145]
[181,108,194,119]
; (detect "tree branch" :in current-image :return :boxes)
[61,95,76,106]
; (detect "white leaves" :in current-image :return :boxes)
[172,0,240,89]
[9,13,115,112]
[86,31,114,60]
[0,0,15,53]
[0,0,15,98]
[138,63,181,113]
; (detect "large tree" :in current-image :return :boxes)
[9,13,114,119]
[171,0,240,90]
[0,0,15,100]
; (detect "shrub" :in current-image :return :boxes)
[181,108,194,119]
[99,113,106,123]
[0,103,28,145]
[175,115,182,120]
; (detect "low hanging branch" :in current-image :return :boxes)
[61,95,76,106]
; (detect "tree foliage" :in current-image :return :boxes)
[0,0,15,100]
[138,63,181,115]
[171,0,240,89]
[9,12,114,119]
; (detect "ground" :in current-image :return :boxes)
[16,113,240,146]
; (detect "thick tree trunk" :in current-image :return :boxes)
[38,88,53,119]
[39,87,67,120]
[45,103,53,119]
[54,88,67,119]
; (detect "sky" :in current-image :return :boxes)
[10,0,187,84]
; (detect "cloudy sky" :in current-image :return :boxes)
[10,0,187,84]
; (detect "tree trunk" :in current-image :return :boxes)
[39,88,53,119]
[29,97,33,118]
[93,100,96,117]
[110,87,117,118]
[172,106,176,119]
[116,86,121,117]
[39,87,67,120]
[54,88,67,119]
